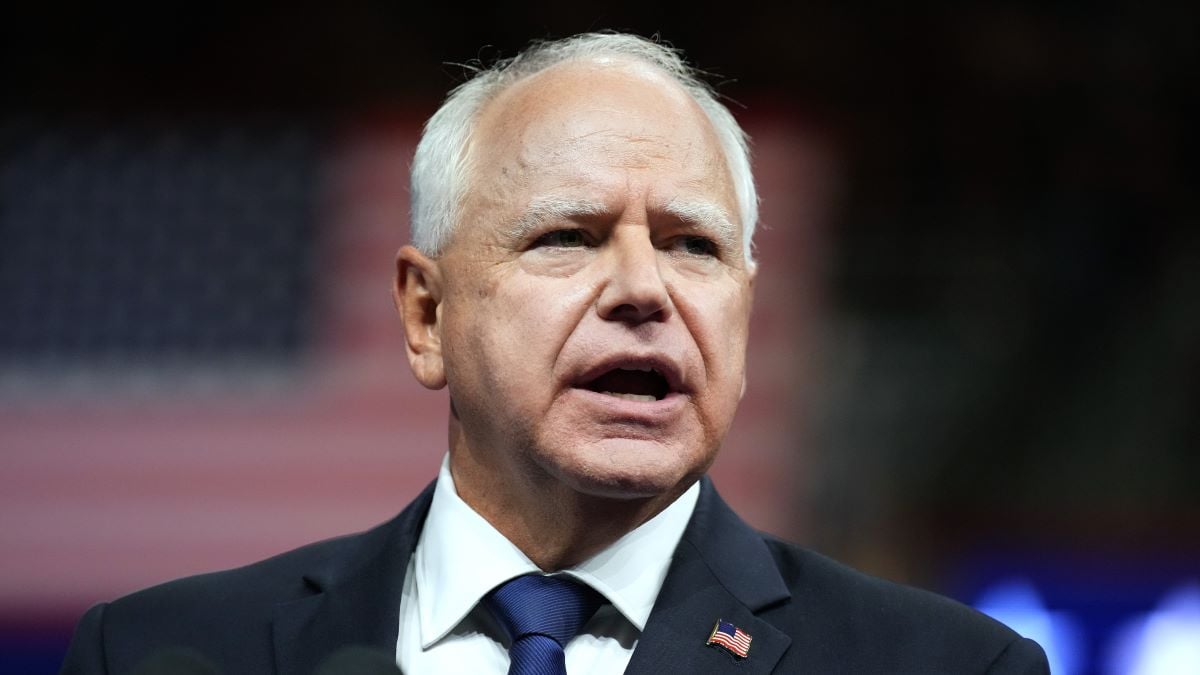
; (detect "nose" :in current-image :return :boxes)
[596,227,672,324]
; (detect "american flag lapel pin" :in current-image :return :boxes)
[706,618,752,658]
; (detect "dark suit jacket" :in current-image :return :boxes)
[61,478,1048,674]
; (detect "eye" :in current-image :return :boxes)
[676,235,718,257]
[532,229,589,248]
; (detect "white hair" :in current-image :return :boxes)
[410,32,759,266]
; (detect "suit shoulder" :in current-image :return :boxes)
[64,483,434,673]
[761,535,1003,628]
[72,517,404,674]
[105,482,434,622]
[758,536,1045,672]
[101,513,404,649]
[113,528,365,611]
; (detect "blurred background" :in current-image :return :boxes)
[1,2,1197,673]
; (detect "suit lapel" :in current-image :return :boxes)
[625,478,793,674]
[267,477,791,673]
[271,482,435,675]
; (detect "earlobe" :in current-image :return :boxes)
[393,245,447,390]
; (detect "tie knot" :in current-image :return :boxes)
[485,574,603,647]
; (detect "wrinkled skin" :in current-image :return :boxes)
[394,58,755,568]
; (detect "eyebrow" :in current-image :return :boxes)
[662,198,739,251]
[503,197,610,242]
[501,195,739,251]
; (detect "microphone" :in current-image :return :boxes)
[130,648,220,675]
[314,646,403,675]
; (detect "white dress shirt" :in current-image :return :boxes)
[395,456,700,674]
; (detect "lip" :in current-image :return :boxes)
[566,351,690,423]
[564,387,688,423]
[572,352,689,396]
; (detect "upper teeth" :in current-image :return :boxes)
[604,392,657,402]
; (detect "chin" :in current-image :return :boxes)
[537,436,709,502]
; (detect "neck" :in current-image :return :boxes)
[446,420,684,571]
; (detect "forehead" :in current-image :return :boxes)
[467,59,736,213]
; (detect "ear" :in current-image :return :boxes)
[393,245,447,390]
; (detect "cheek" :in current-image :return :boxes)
[699,298,751,435]
[505,271,599,344]
[445,272,593,398]
[688,285,753,375]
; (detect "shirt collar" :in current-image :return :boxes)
[414,455,700,648]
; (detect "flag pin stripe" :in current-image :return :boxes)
[706,619,752,658]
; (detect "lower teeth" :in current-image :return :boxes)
[603,392,657,402]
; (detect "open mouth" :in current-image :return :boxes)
[582,367,671,402]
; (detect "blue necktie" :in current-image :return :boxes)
[484,574,603,675]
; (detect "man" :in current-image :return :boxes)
[61,33,1049,674]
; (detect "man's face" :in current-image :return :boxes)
[426,60,754,502]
